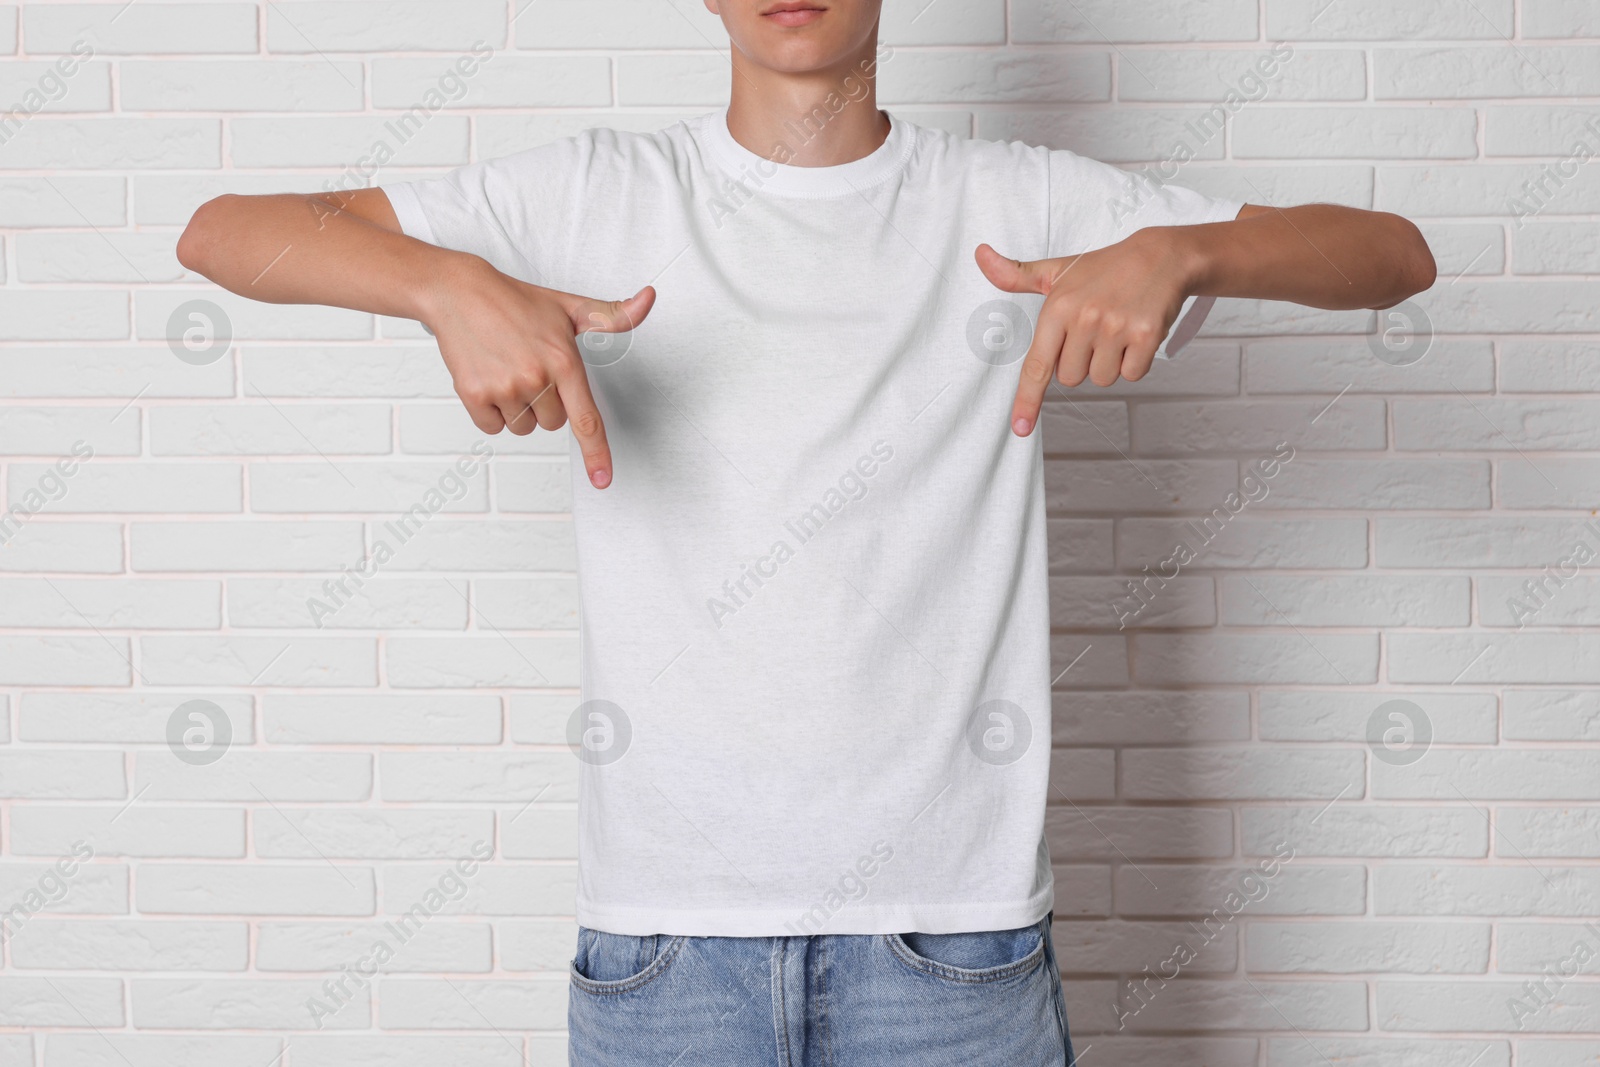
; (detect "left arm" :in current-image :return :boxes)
[979,203,1437,434]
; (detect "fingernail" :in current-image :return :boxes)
[591,468,610,488]
[1013,417,1032,436]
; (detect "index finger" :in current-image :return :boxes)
[553,347,613,489]
[1012,301,1067,437]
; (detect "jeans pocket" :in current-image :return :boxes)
[885,920,1047,984]
[570,927,686,996]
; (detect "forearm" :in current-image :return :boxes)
[176,192,470,322]
[1173,203,1436,312]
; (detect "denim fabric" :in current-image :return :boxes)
[568,916,1075,1066]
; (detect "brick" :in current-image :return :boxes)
[137,865,375,916]
[131,520,363,572]
[1516,220,1600,274]
[1377,517,1600,567]
[492,460,571,513]
[121,60,364,111]
[0,60,111,112]
[1497,809,1600,858]
[1485,104,1600,156]
[257,922,491,973]
[1525,0,1600,37]
[8,920,245,970]
[289,1036,523,1067]
[0,521,123,573]
[40,1036,283,1067]
[380,752,577,803]
[1498,922,1600,971]
[1258,691,1497,743]
[229,116,469,169]
[263,694,502,744]
[133,751,372,801]
[472,578,577,629]
[1054,691,1249,744]
[1503,690,1600,742]
[511,0,727,48]
[0,861,127,914]
[384,635,579,687]
[253,808,491,858]
[1375,866,1600,916]
[501,807,577,859]
[0,118,219,169]
[24,3,256,52]
[1518,1042,1600,1067]
[134,978,368,1028]
[1391,634,1600,684]
[0,978,122,1027]
[1177,165,1376,209]
[1051,575,1214,628]
[1420,222,1506,277]
[376,977,565,1029]
[1048,519,1114,572]
[1133,633,1380,684]
[1266,0,1513,39]
[499,919,580,972]
[0,637,130,687]
[1236,107,1479,159]
[138,635,376,686]
[1257,459,1489,509]
[1245,339,1495,393]
[133,173,328,225]
[380,863,577,915]
[1043,459,1237,513]
[249,461,489,513]
[1015,0,1258,41]
[0,347,232,398]
[978,109,1227,164]
[367,520,576,571]
[1267,1038,1508,1067]
[1242,806,1489,857]
[1118,48,1366,102]
[1119,979,1367,1032]
[1134,398,1386,452]
[265,2,507,52]
[372,57,611,109]
[1248,920,1489,973]
[1500,340,1600,392]
[1378,164,1600,217]
[1377,47,1600,98]
[1219,575,1470,626]
[0,577,217,628]
[251,347,454,399]
[1123,748,1364,800]
[1045,806,1234,861]
[1039,400,1129,455]
[0,291,126,340]
[8,805,244,857]
[1379,980,1600,1032]
[1481,576,1600,626]
[1053,920,1238,973]
[1118,517,1368,569]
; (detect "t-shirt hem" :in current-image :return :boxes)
[575,889,1055,938]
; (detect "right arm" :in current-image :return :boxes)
[176,190,650,489]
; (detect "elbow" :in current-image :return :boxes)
[176,194,235,276]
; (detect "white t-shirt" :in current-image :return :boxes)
[383,110,1241,937]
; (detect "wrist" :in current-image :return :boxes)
[1147,224,1211,299]
[414,249,492,327]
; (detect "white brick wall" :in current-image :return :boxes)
[1,0,1598,1063]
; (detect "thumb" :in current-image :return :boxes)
[566,286,656,335]
[975,244,1075,296]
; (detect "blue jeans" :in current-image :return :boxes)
[567,916,1075,1065]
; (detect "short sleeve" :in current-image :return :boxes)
[379,135,593,289]
[1048,149,1244,359]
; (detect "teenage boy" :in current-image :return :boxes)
[178,2,1435,1062]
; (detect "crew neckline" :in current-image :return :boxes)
[697,107,913,199]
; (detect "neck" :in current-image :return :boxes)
[725,36,889,167]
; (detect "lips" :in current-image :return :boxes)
[761,2,825,26]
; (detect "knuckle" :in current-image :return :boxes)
[571,410,603,439]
